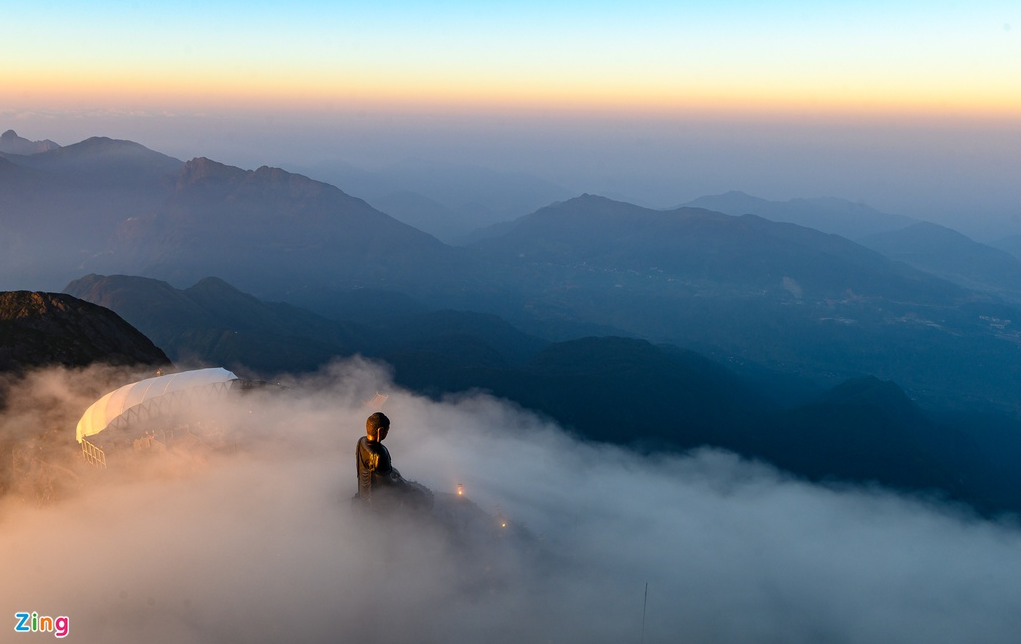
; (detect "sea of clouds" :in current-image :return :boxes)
[2,359,1020,643]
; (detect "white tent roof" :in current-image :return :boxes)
[76,368,238,443]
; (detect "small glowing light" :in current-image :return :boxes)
[501,522,507,528]
[456,483,464,496]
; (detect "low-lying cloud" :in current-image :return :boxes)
[2,359,1020,643]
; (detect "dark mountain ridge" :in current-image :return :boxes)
[0,291,170,375]
[65,274,367,375]
[64,274,545,377]
[478,194,951,300]
[752,376,987,506]
[470,194,1021,411]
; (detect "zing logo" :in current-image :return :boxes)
[13,612,69,639]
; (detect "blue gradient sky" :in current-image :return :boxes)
[6,1,1018,111]
[3,1,1020,236]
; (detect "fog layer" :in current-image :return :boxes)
[2,360,1020,643]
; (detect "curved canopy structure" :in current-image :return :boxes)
[76,368,238,443]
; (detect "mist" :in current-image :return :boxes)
[3,358,1021,643]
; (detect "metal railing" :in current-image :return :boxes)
[81,438,107,469]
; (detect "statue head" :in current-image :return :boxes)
[366,412,390,442]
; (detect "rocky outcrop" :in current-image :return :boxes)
[0,130,60,155]
[0,291,171,374]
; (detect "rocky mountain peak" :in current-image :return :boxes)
[0,130,61,155]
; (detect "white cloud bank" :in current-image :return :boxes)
[2,359,1020,643]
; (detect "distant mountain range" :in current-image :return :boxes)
[860,222,1021,304]
[684,191,916,239]
[468,194,1021,410]
[6,135,1021,410]
[0,136,183,289]
[10,131,1021,516]
[88,156,474,303]
[0,141,483,304]
[474,193,939,300]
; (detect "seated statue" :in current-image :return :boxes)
[354,412,433,512]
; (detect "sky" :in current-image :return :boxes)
[4,360,1021,643]
[3,1,1021,236]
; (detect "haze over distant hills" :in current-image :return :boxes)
[0,140,479,304]
[685,191,917,240]
[989,233,1021,263]
[0,135,183,288]
[89,156,474,303]
[289,156,574,244]
[7,133,1021,412]
[5,133,1021,420]
[860,222,1021,304]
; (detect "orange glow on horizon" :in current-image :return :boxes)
[6,64,1021,122]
